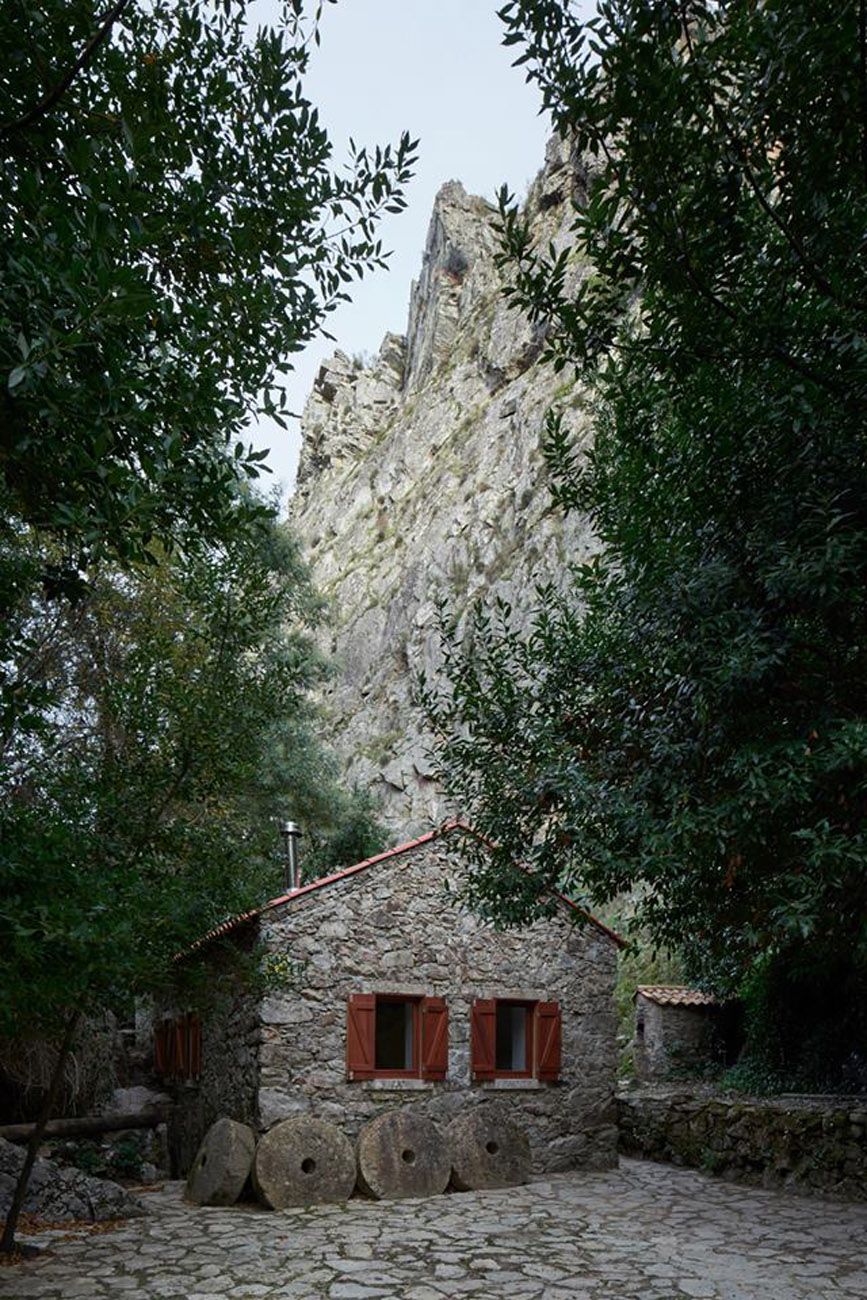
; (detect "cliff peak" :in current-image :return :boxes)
[290,136,596,831]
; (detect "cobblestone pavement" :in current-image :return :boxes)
[2,1158,865,1300]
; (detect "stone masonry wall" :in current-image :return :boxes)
[634,999,725,1082]
[256,836,619,1173]
[618,1086,867,1202]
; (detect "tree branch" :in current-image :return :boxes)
[860,0,867,186]
[0,0,132,138]
[679,1,861,312]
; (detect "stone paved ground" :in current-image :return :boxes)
[1,1159,865,1300]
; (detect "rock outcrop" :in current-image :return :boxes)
[291,137,597,831]
[0,1137,145,1223]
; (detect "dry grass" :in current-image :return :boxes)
[0,1212,126,1264]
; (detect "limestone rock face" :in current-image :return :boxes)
[0,1136,144,1223]
[290,136,597,831]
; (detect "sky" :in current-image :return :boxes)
[246,0,558,503]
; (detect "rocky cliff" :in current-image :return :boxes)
[290,137,597,833]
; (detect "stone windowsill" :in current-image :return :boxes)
[480,1079,544,1091]
[362,1078,435,1092]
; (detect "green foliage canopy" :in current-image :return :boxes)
[0,515,384,1036]
[424,0,867,1003]
[0,0,402,1041]
[0,0,415,570]
[0,2,402,1243]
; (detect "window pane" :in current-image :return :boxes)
[375,1000,414,1070]
[495,1002,528,1071]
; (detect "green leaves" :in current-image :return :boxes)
[0,0,416,572]
[0,511,385,1036]
[0,0,402,1039]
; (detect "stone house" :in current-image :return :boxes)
[165,822,623,1175]
[633,986,742,1081]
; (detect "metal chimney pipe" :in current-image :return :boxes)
[279,820,302,892]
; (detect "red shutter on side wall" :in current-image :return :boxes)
[175,1019,187,1081]
[535,1001,562,1081]
[420,997,449,1080]
[164,1021,176,1078]
[471,998,496,1081]
[346,993,376,1080]
[153,1023,167,1076]
[188,1014,202,1080]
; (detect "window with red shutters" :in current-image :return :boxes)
[347,993,449,1081]
[471,998,561,1083]
[470,998,496,1080]
[175,1018,187,1079]
[495,1001,534,1076]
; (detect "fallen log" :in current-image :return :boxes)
[0,1107,170,1144]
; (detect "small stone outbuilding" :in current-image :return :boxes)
[165,822,623,1176]
[633,986,742,1081]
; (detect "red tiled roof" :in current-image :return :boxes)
[635,985,723,1007]
[183,819,625,958]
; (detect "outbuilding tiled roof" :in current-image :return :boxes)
[183,819,625,958]
[635,985,722,1007]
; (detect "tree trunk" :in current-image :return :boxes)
[0,1009,81,1254]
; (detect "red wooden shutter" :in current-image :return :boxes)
[175,1018,187,1080]
[153,1022,167,1076]
[420,997,449,1080]
[471,998,496,1081]
[346,993,376,1080]
[535,1001,562,1081]
[166,1021,177,1078]
[190,1014,202,1080]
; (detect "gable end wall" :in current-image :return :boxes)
[257,840,618,1172]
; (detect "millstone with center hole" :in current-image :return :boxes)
[448,1107,531,1191]
[252,1117,356,1209]
[356,1109,451,1200]
[186,1117,256,1206]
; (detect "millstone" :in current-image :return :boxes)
[252,1117,356,1209]
[186,1117,256,1206]
[356,1109,451,1200]
[448,1107,531,1191]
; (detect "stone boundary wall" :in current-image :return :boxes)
[618,1086,867,1202]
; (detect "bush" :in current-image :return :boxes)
[48,1132,153,1182]
[727,948,867,1094]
